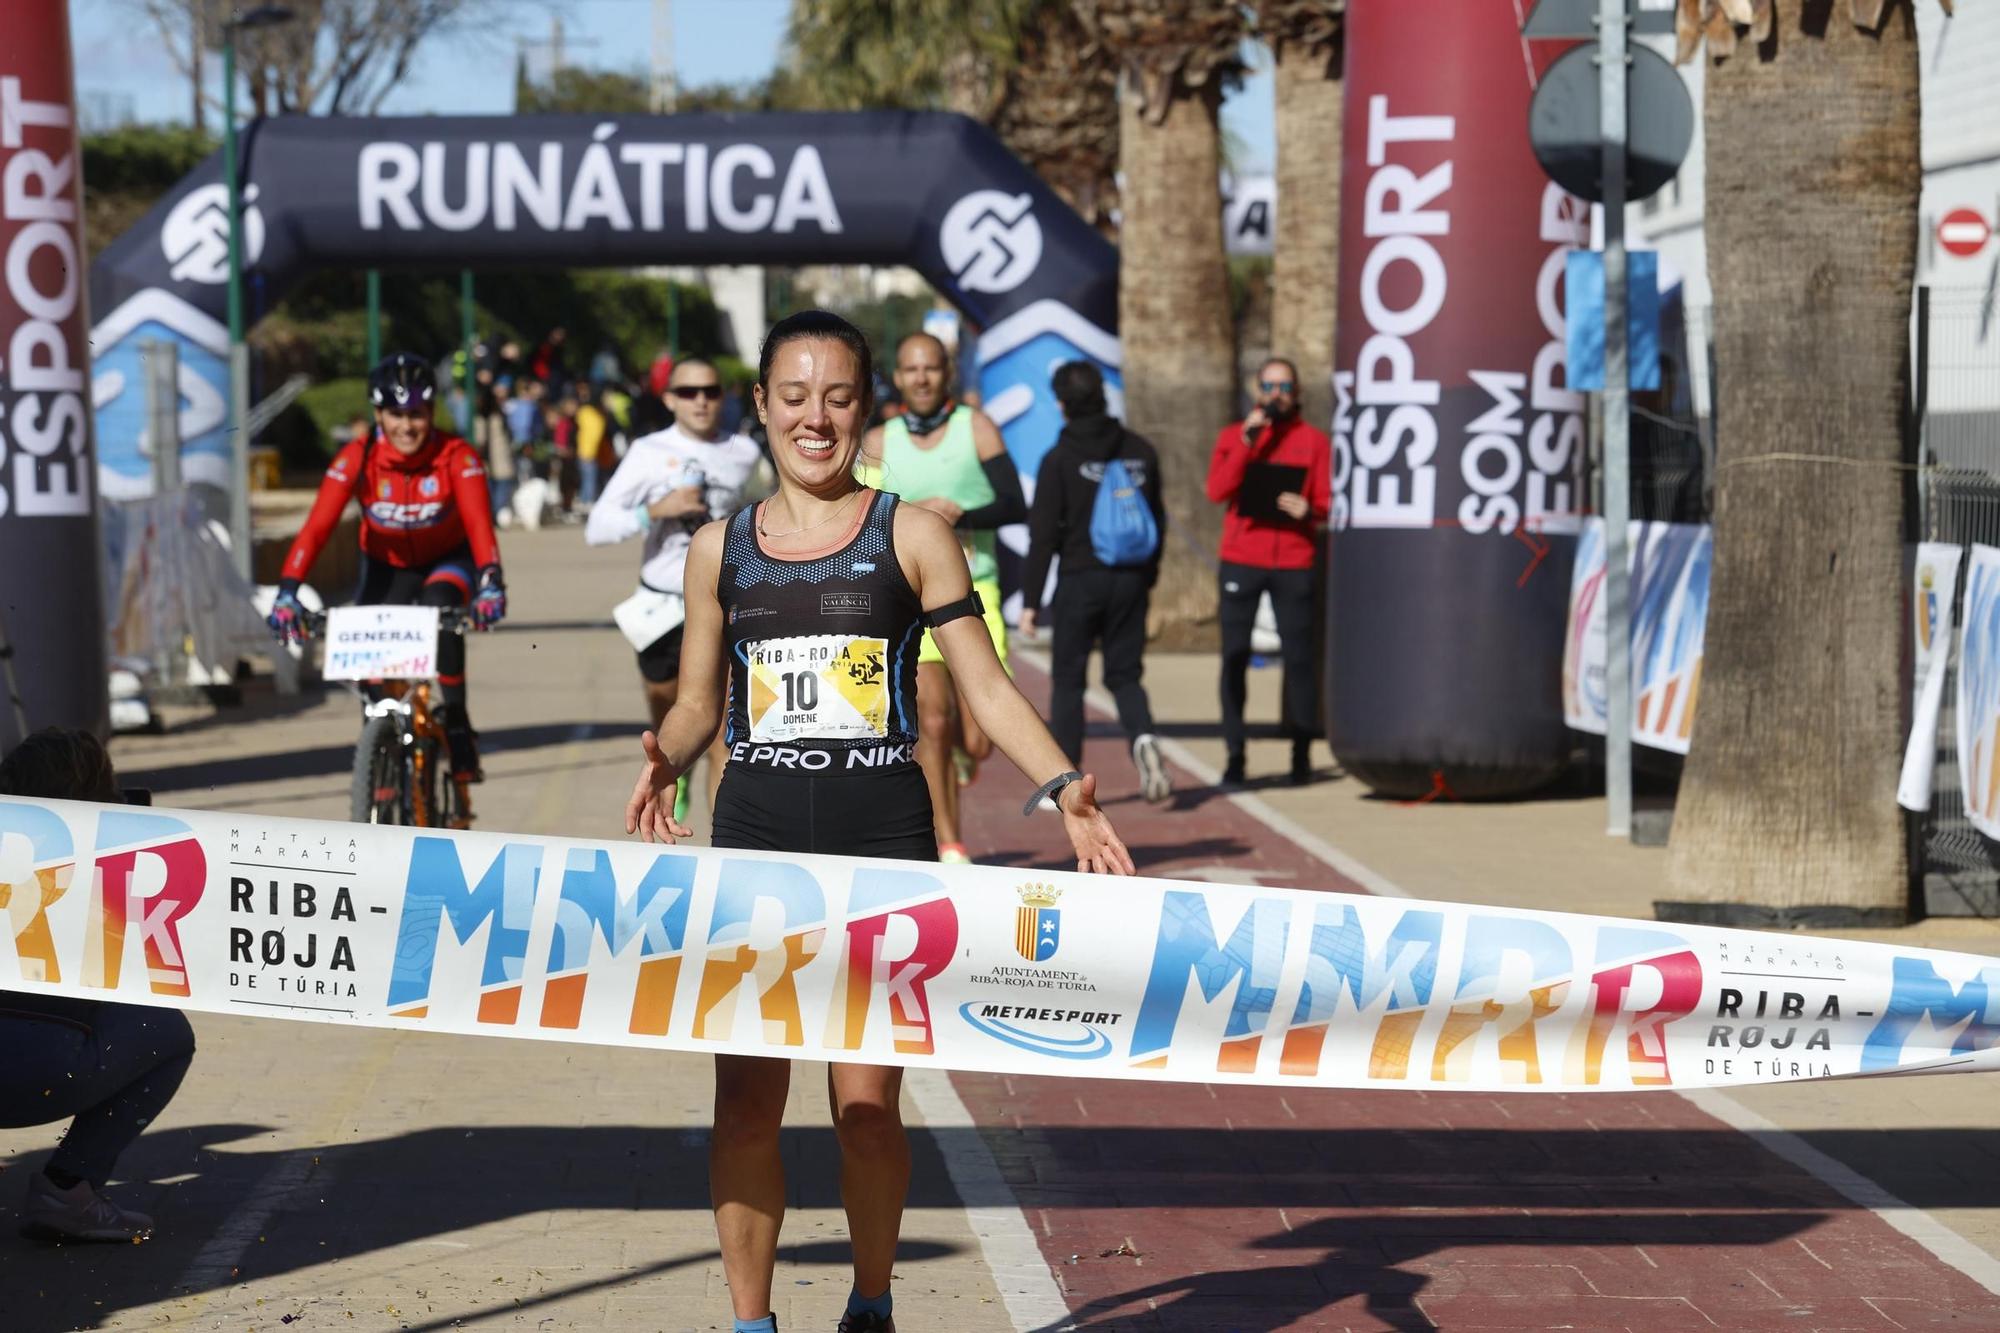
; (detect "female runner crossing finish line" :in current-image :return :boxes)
[624,310,1133,1333]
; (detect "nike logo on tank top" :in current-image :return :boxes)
[719,490,924,773]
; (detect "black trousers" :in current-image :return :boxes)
[1049,566,1156,766]
[0,997,195,1185]
[1218,561,1319,757]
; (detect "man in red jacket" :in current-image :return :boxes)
[267,354,508,785]
[1205,357,1331,787]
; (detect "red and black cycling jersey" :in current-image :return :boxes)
[281,430,501,581]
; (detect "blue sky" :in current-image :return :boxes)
[70,0,1276,172]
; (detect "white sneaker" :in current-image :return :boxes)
[22,1173,154,1242]
[1132,734,1171,805]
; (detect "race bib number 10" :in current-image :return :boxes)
[748,635,889,742]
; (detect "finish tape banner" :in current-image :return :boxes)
[3,798,1997,1092]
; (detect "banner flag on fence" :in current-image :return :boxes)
[1899,542,1964,812]
[4,799,1997,1092]
[1956,545,2000,839]
[1563,519,1711,754]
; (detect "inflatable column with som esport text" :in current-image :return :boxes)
[0,0,108,748]
[86,112,1120,611]
[1327,0,1587,798]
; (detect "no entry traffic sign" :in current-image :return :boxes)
[1938,208,1992,258]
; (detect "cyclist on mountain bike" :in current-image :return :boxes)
[267,352,508,781]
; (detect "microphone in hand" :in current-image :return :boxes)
[1243,406,1270,446]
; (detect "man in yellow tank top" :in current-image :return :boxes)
[857,333,1025,862]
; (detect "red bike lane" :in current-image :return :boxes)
[945,665,2000,1331]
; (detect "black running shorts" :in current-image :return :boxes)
[710,764,938,862]
[637,625,684,684]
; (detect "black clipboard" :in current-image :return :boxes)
[1237,462,1307,522]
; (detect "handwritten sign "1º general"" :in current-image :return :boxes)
[322,606,440,681]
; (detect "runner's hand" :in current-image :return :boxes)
[1057,774,1135,876]
[648,485,707,521]
[626,729,693,843]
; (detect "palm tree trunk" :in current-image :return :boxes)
[1118,81,1236,633]
[1663,10,1918,922]
[1269,35,1341,433]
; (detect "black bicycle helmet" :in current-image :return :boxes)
[368,352,436,410]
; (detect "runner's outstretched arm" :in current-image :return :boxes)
[895,505,1135,876]
[626,521,728,843]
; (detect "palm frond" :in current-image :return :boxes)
[1069,0,1252,124]
[1677,0,1948,63]
[1247,0,1345,69]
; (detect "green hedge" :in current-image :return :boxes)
[83,125,216,194]
[266,269,728,387]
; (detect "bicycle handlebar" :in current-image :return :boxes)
[295,607,478,636]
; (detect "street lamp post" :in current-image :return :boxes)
[221,5,294,582]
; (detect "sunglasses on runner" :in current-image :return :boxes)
[670,385,724,400]
[1259,379,1296,394]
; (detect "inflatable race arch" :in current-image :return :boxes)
[89,110,1121,503]
[1326,3,1590,798]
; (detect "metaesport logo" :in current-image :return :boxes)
[940,190,1041,294]
[958,1002,1117,1061]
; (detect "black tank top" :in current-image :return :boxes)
[718,489,923,774]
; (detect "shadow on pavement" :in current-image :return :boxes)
[395,1239,958,1333]
[135,679,345,737]
[496,619,620,635]
[5,1120,1976,1330]
[0,1122,967,1331]
[1026,1212,1826,1332]
[981,836,1254,875]
[120,721,633,793]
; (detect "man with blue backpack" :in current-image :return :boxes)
[1019,361,1173,804]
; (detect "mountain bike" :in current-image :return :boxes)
[305,608,478,828]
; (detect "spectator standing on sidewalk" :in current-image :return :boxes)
[503,376,543,453]
[0,730,197,1243]
[474,380,517,524]
[546,395,580,518]
[575,383,612,508]
[1020,361,1172,804]
[1206,357,1332,787]
[533,326,570,394]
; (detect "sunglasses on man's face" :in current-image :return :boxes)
[671,384,724,401]
[1259,380,1296,394]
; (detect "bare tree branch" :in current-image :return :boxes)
[122,0,512,119]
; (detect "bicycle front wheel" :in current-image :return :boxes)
[350,713,407,824]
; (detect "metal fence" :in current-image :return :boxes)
[1597,298,1716,526]
[1625,290,2000,913]
[1914,286,2000,913]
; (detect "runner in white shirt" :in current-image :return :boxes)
[588,357,768,804]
